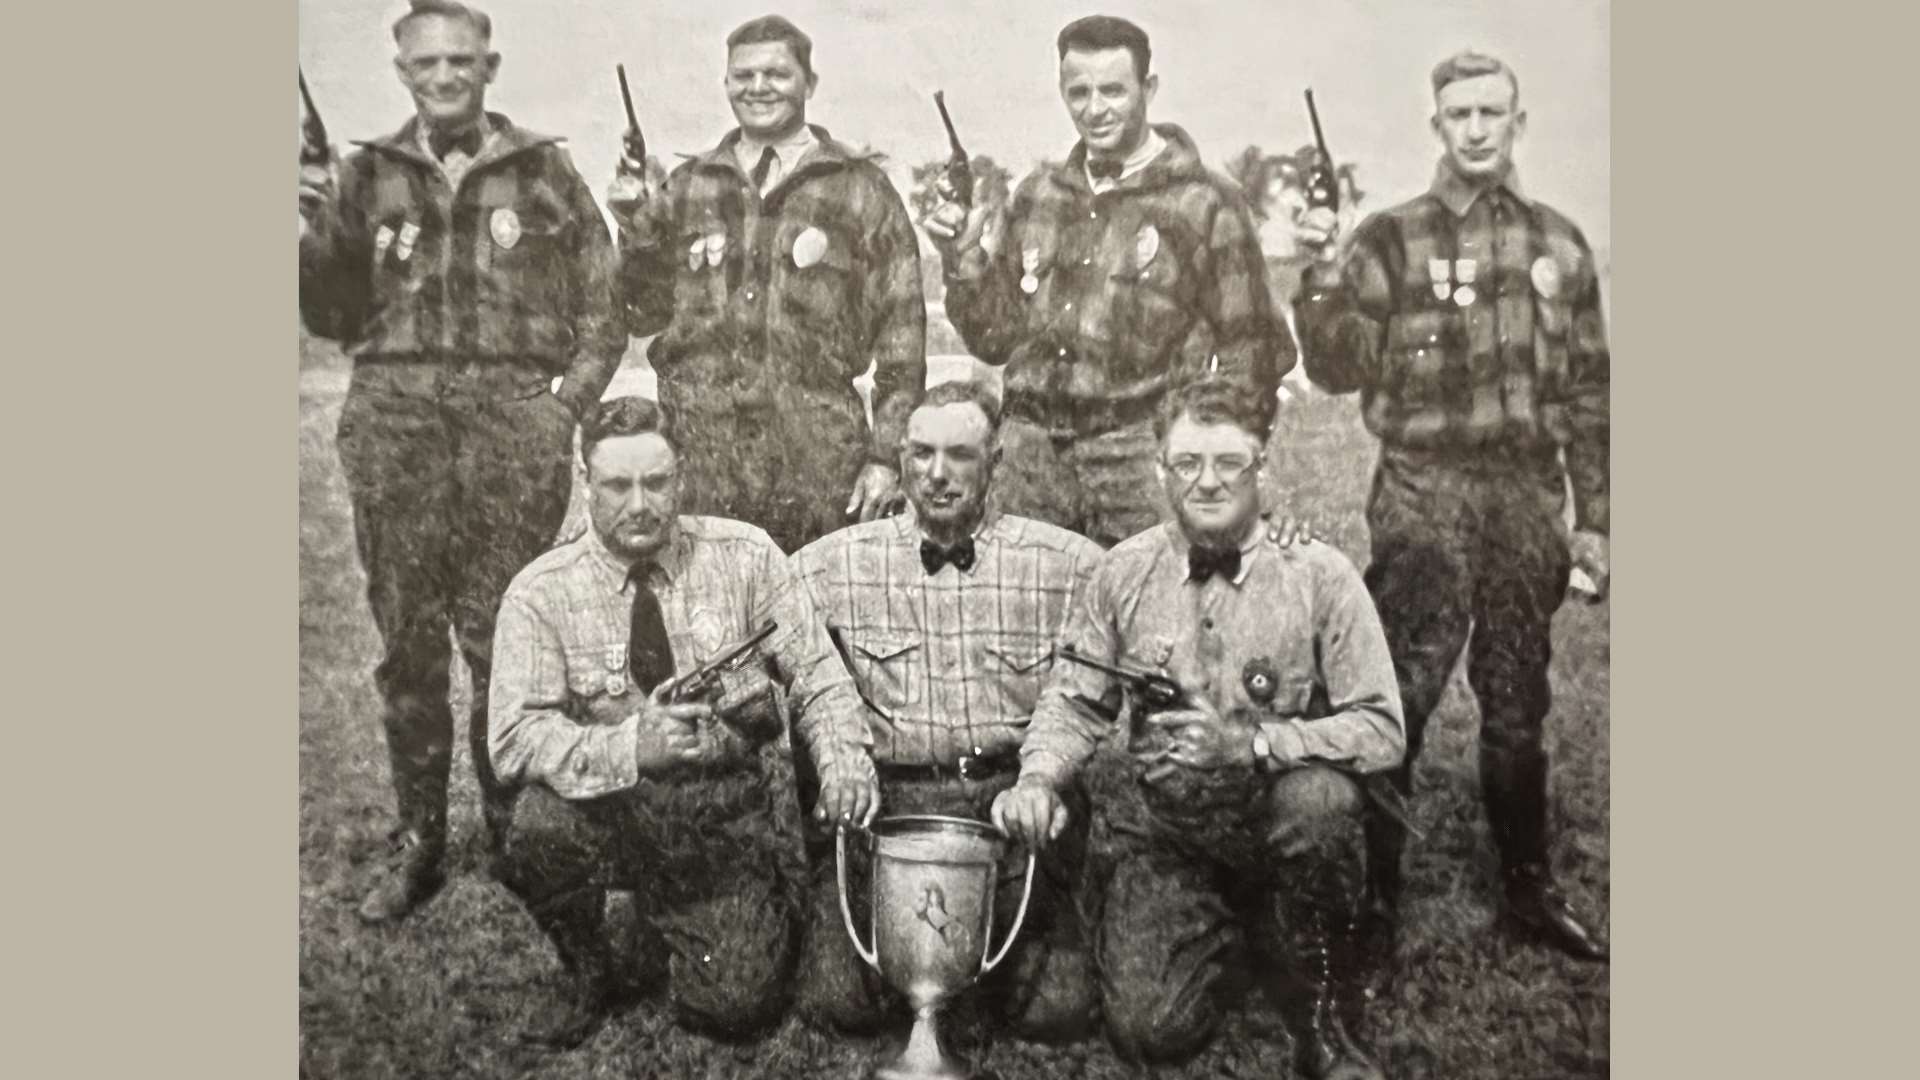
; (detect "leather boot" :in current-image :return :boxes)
[1502,864,1609,962]
[517,888,623,1049]
[357,825,447,924]
[1284,904,1388,1080]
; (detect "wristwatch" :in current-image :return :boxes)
[1250,727,1275,773]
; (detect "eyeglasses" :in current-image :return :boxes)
[1162,455,1260,486]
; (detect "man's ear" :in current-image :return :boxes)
[1512,108,1528,142]
[1143,73,1159,107]
[482,51,501,85]
[805,71,820,101]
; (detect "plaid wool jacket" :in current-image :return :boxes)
[943,124,1294,434]
[617,126,927,461]
[298,113,625,416]
[1293,163,1611,532]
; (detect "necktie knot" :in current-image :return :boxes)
[1088,156,1123,181]
[750,145,779,190]
[920,537,977,575]
[1187,545,1242,583]
[429,125,482,161]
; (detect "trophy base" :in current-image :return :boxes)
[872,1007,977,1080]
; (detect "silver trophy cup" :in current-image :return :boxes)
[837,815,1036,1080]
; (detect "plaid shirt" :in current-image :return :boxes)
[489,516,874,801]
[792,507,1102,768]
[1020,522,1405,786]
[617,126,927,460]
[1294,162,1610,531]
[298,113,625,416]
[944,124,1294,434]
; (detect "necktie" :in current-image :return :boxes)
[627,562,675,692]
[1088,156,1123,181]
[1187,545,1242,583]
[920,537,977,575]
[429,126,483,161]
[750,146,779,191]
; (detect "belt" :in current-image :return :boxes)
[877,750,1019,784]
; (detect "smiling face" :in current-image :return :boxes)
[1432,72,1526,182]
[1158,415,1264,542]
[393,14,498,132]
[902,401,996,540]
[586,432,680,562]
[1058,46,1156,159]
[726,41,815,142]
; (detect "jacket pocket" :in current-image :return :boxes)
[847,629,925,710]
[980,639,1055,719]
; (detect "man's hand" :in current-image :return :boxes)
[1143,699,1254,773]
[991,777,1069,851]
[633,682,715,775]
[921,186,1002,272]
[1293,206,1347,266]
[298,161,336,231]
[1267,514,1321,549]
[1569,529,1610,601]
[817,760,880,828]
[606,156,670,234]
[845,463,903,522]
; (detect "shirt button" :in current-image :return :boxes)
[745,289,755,300]
[1201,617,1215,629]
[1058,348,1068,357]
[1064,302,1074,311]
[1081,257,1092,266]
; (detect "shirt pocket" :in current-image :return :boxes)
[979,638,1055,719]
[481,197,572,313]
[564,645,634,726]
[1110,241,1191,356]
[846,629,926,710]
[1383,309,1454,409]
[776,220,858,346]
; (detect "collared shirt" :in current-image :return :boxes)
[297,111,625,409]
[414,113,498,188]
[792,507,1103,767]
[1293,158,1610,532]
[1020,521,1406,785]
[616,124,926,461]
[735,124,819,194]
[1085,129,1167,193]
[489,516,873,801]
[944,123,1293,435]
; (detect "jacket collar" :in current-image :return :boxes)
[1429,157,1528,217]
[1049,122,1209,197]
[686,124,876,189]
[355,111,561,172]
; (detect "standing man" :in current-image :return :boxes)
[924,14,1293,548]
[297,0,625,924]
[790,379,1102,1044]
[606,15,926,554]
[488,396,879,1047]
[1291,50,1610,960]
[993,379,1403,1077]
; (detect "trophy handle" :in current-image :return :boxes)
[979,850,1037,975]
[835,824,880,970]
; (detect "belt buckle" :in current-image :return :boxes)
[956,745,993,782]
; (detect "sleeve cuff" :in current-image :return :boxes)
[1018,750,1076,788]
[1259,720,1309,769]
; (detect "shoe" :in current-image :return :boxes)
[357,828,446,924]
[1287,903,1388,1080]
[1503,877,1609,962]
[516,971,615,1049]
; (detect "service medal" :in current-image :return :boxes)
[604,673,627,697]
[1021,247,1041,295]
[1134,223,1160,271]
[1242,658,1280,705]
[1453,285,1477,307]
[1531,255,1562,299]
[792,225,828,269]
[396,221,421,262]
[1454,257,1478,286]
[704,232,727,268]
[489,207,521,250]
[1428,256,1452,301]
[687,238,705,271]
[373,225,395,262]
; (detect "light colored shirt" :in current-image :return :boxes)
[489,515,873,800]
[414,113,497,188]
[1020,521,1405,784]
[792,507,1103,767]
[734,123,819,194]
[1086,129,1167,193]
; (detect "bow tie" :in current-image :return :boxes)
[428,126,483,161]
[1187,545,1242,583]
[920,537,977,575]
[1087,157,1124,181]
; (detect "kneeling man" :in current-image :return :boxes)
[994,379,1404,1078]
[488,396,878,1047]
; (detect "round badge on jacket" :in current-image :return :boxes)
[1134,224,1160,271]
[1531,255,1562,299]
[490,208,521,250]
[792,226,829,269]
[1242,657,1280,705]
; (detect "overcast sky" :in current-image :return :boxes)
[299,0,1608,253]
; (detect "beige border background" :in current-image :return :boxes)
[13,1,1898,1076]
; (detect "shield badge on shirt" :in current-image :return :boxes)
[1134,223,1160,272]
[792,225,829,269]
[490,207,522,250]
[1531,255,1562,299]
[1428,257,1452,301]
[1242,657,1280,705]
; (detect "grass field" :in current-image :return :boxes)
[298,333,1609,1079]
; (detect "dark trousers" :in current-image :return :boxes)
[1361,444,1573,891]
[1081,755,1368,1065]
[494,762,803,1039]
[334,362,575,853]
[664,381,870,555]
[796,769,1097,1043]
[995,416,1166,549]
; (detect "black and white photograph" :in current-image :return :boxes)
[297,2,1611,1076]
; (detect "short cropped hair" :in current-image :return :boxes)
[915,379,1003,442]
[392,0,491,44]
[1430,49,1519,104]
[727,14,815,79]
[1154,377,1273,444]
[583,396,675,464]
[1057,15,1151,82]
